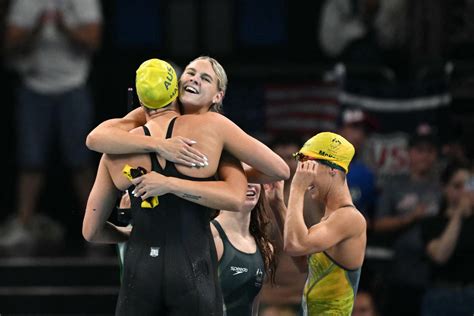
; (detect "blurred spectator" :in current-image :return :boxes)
[439,122,470,169]
[319,0,382,63]
[318,0,406,67]
[379,0,449,76]
[421,161,474,316]
[372,122,441,316]
[441,139,469,167]
[352,289,378,316]
[338,108,378,222]
[318,0,458,80]
[405,1,446,69]
[1,0,102,251]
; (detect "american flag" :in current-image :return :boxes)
[264,81,340,136]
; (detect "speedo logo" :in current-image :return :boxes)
[230,266,248,276]
[319,150,335,158]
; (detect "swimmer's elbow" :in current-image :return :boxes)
[283,235,314,256]
[283,241,306,256]
[270,164,291,182]
[85,131,99,151]
[227,193,247,212]
[283,234,300,255]
[82,224,99,243]
[279,164,291,181]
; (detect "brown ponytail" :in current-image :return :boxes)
[249,185,277,284]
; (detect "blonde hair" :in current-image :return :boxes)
[188,56,228,112]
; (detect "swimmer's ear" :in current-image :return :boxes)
[212,90,224,104]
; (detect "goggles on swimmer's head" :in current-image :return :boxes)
[292,152,346,173]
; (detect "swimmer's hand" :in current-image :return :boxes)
[156,136,208,168]
[291,161,319,192]
[131,171,171,200]
[123,165,159,208]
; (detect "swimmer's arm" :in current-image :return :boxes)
[285,189,363,256]
[244,166,285,184]
[215,114,290,183]
[284,162,324,256]
[284,179,328,256]
[131,153,247,211]
[168,155,247,210]
[86,108,152,153]
[82,156,130,243]
[265,181,286,244]
[265,182,308,272]
[86,108,207,167]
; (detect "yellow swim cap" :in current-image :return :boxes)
[296,132,355,173]
[136,59,179,109]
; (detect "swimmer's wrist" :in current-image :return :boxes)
[290,182,308,193]
[151,137,164,154]
[268,196,285,207]
[165,177,180,194]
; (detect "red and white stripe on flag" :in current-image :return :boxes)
[264,81,340,135]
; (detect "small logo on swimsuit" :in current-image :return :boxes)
[230,266,248,276]
[255,268,264,287]
[149,247,160,257]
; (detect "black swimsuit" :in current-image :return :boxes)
[211,220,265,316]
[116,118,223,316]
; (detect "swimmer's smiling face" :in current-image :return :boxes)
[242,183,261,212]
[179,59,223,113]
